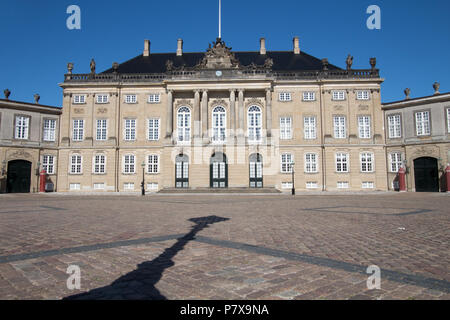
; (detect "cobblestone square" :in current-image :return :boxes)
[0,192,449,300]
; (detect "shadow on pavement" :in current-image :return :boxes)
[64,215,229,300]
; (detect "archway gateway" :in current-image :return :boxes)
[210,152,227,188]
[7,160,32,193]
[413,157,439,192]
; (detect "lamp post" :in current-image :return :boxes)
[141,161,146,196]
[291,161,295,196]
[1,160,6,176]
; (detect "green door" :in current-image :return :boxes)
[7,160,32,193]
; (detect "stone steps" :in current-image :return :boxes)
[158,187,281,194]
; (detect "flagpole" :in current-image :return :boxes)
[219,0,221,39]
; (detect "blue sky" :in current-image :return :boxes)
[0,0,449,107]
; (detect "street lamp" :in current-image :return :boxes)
[141,161,146,196]
[291,161,295,196]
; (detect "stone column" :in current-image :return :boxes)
[229,89,236,137]
[238,89,244,136]
[266,88,272,137]
[166,90,173,138]
[201,90,208,138]
[194,90,200,138]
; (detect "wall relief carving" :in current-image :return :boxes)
[245,98,264,108]
[9,150,32,160]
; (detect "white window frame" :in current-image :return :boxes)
[73,95,86,104]
[281,153,294,173]
[72,119,84,141]
[415,111,431,136]
[358,116,371,139]
[69,154,82,174]
[123,154,136,174]
[96,94,109,104]
[360,152,374,173]
[69,183,81,191]
[304,116,317,140]
[177,106,191,143]
[333,116,346,139]
[147,118,160,141]
[304,153,318,173]
[93,154,106,174]
[306,182,318,189]
[15,116,30,140]
[147,154,159,174]
[124,119,136,141]
[388,114,402,139]
[303,91,316,101]
[362,182,375,189]
[96,119,108,141]
[146,183,159,191]
[282,182,293,189]
[356,90,370,101]
[42,155,55,175]
[212,106,227,143]
[337,181,349,189]
[446,108,450,133]
[389,152,403,173]
[43,119,56,142]
[248,105,262,143]
[124,94,137,104]
[278,92,292,102]
[124,183,135,191]
[93,183,105,190]
[332,91,346,101]
[148,94,161,104]
[336,153,349,173]
[280,117,292,140]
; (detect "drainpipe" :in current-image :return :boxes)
[319,82,326,191]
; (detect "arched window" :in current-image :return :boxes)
[248,105,262,142]
[177,106,191,143]
[212,106,226,142]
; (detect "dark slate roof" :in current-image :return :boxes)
[102,51,342,74]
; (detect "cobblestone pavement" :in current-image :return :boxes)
[0,192,449,300]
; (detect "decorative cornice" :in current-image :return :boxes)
[245,98,264,108]
[210,99,228,108]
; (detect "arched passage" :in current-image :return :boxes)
[7,160,32,193]
[414,157,439,192]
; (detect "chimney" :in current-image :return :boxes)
[260,38,266,55]
[177,39,183,56]
[293,36,300,55]
[143,39,150,57]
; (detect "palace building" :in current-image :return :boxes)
[56,37,388,193]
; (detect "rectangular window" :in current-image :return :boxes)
[306,182,318,189]
[336,153,349,173]
[125,94,137,104]
[305,153,318,173]
[96,94,109,104]
[123,154,135,174]
[15,116,29,139]
[43,119,56,142]
[93,154,106,174]
[70,155,82,174]
[124,183,135,190]
[147,155,159,174]
[93,183,105,190]
[447,108,450,133]
[282,182,293,189]
[362,182,374,189]
[356,90,370,100]
[148,94,161,103]
[390,152,403,173]
[69,183,81,190]
[303,92,316,101]
[281,153,294,173]
[304,116,317,140]
[42,155,55,174]
[337,182,349,189]
[147,183,159,191]
[388,114,402,138]
[124,119,136,141]
[360,152,374,172]
[332,91,346,101]
[148,118,160,141]
[280,117,292,140]
[72,120,84,141]
[333,116,346,139]
[73,95,86,104]
[96,119,107,141]
[279,92,292,102]
[358,116,371,139]
[415,111,431,136]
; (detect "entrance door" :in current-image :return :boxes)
[210,152,227,188]
[249,153,263,188]
[175,154,189,188]
[7,160,32,193]
[414,157,439,192]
